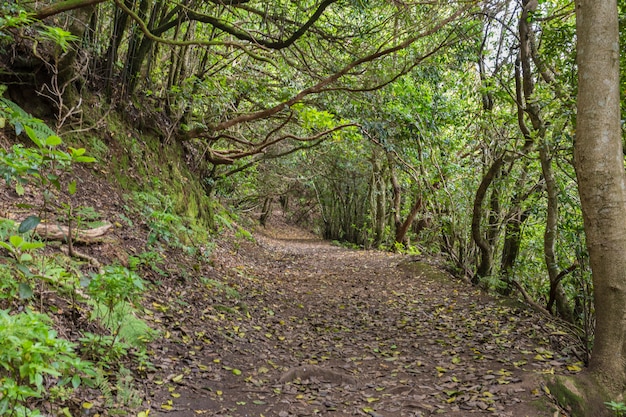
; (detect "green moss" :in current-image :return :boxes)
[548,376,586,417]
[547,374,613,417]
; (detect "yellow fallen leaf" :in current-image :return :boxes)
[366,397,379,403]
[567,364,582,372]
[82,402,93,410]
[172,374,184,383]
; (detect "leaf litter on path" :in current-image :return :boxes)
[148,224,579,417]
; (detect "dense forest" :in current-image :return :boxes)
[0,0,624,415]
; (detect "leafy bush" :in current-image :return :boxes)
[88,265,145,308]
[0,310,95,416]
[606,401,626,417]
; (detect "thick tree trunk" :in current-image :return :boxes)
[574,0,626,394]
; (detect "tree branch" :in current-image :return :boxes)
[187,3,472,135]
[34,0,107,20]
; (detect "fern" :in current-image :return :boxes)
[0,97,55,140]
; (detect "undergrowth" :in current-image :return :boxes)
[0,96,167,415]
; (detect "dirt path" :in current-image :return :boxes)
[149,225,576,417]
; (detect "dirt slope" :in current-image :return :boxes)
[147,221,576,417]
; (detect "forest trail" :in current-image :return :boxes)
[149,221,576,417]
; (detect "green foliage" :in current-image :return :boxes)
[128,250,166,276]
[235,226,254,242]
[0,97,55,140]
[0,8,32,35]
[201,277,240,300]
[88,265,145,308]
[126,187,212,256]
[0,217,46,302]
[0,95,95,205]
[79,332,129,365]
[37,25,79,53]
[0,145,43,194]
[0,234,45,263]
[605,401,626,417]
[0,310,95,416]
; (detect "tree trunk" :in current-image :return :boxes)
[395,196,422,247]
[259,197,272,226]
[472,157,503,281]
[518,0,574,320]
[574,0,626,394]
[370,149,386,248]
[104,0,135,93]
[122,0,152,93]
[539,141,573,321]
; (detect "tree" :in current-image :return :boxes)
[574,0,625,394]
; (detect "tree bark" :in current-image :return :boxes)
[539,141,573,321]
[36,222,113,243]
[395,196,422,247]
[34,0,107,20]
[574,0,626,394]
[472,157,504,281]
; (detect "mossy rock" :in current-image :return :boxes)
[546,373,612,417]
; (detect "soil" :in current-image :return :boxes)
[143,218,578,417]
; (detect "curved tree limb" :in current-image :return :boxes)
[34,0,107,20]
[189,3,473,135]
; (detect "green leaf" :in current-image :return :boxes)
[68,180,77,195]
[73,155,96,163]
[16,264,32,277]
[18,283,33,299]
[68,147,86,156]
[14,121,24,136]
[20,242,45,251]
[9,235,24,248]
[15,182,25,196]
[18,215,40,233]
[24,126,42,147]
[0,241,13,252]
[45,135,62,147]
[19,253,33,263]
